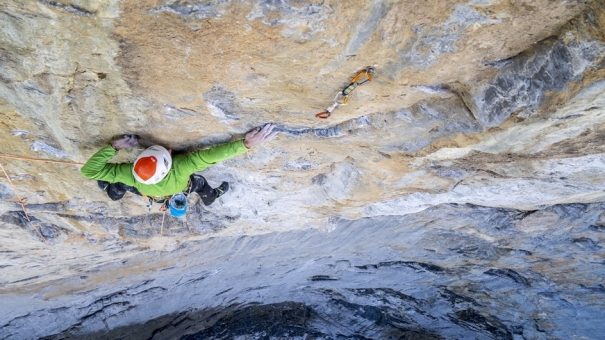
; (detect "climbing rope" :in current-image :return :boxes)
[315,66,376,119]
[0,153,84,241]
[160,208,167,236]
[0,161,47,241]
[0,153,84,165]
[0,162,31,221]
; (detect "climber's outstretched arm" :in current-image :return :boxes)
[175,123,278,174]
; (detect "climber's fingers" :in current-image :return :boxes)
[266,129,279,141]
[112,134,139,150]
[259,123,275,138]
[244,123,277,148]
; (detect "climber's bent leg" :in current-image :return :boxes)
[189,175,229,206]
[98,181,140,201]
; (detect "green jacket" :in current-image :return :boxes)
[81,140,248,197]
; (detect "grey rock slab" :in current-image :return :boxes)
[246,0,332,41]
[399,4,500,70]
[151,0,232,20]
[2,203,603,339]
[470,10,605,127]
[203,85,242,122]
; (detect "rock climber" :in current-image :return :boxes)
[80,124,277,215]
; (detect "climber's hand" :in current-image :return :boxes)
[244,123,278,148]
[112,134,139,150]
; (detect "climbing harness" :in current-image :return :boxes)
[315,66,376,119]
[144,195,167,212]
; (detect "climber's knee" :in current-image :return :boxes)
[106,183,128,201]
[189,174,207,192]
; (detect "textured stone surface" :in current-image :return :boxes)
[0,0,604,339]
[3,203,605,339]
[468,13,605,126]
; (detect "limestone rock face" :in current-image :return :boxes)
[1,0,604,339]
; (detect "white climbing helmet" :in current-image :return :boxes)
[132,145,172,185]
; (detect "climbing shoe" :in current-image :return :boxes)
[214,182,229,198]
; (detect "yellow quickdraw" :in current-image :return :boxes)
[315,66,376,119]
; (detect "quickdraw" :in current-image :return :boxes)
[315,66,376,119]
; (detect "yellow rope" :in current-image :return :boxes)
[0,153,81,241]
[0,162,31,222]
[0,153,84,165]
[160,209,166,236]
[0,161,46,241]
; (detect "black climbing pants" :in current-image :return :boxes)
[189,174,219,206]
[101,181,140,201]
[99,174,218,206]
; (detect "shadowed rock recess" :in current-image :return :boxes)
[0,1,604,339]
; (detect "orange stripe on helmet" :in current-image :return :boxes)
[133,156,157,181]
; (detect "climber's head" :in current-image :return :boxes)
[133,145,172,185]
